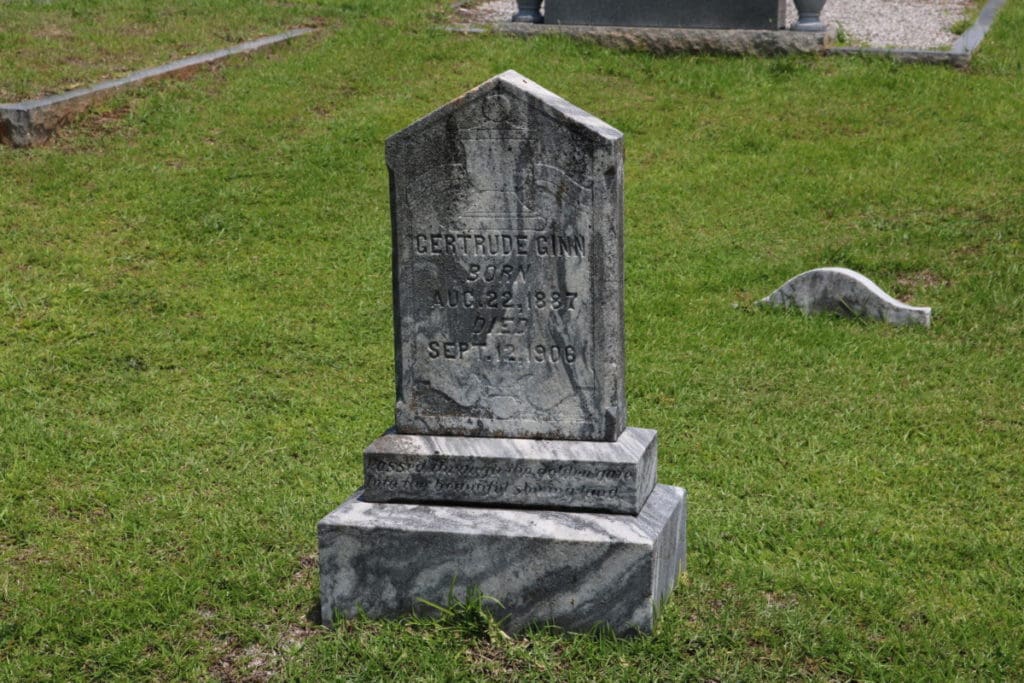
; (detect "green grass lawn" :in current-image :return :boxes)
[2,0,1023,679]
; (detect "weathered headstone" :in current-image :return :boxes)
[318,71,687,635]
[759,267,932,326]
[387,73,625,442]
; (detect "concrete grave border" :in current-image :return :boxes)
[0,28,316,148]
[827,0,1009,67]
[450,0,1008,66]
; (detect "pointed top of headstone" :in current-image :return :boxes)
[386,70,622,162]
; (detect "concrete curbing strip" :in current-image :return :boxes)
[951,0,1007,55]
[827,45,971,67]
[827,0,1008,67]
[0,27,317,148]
[451,0,1007,67]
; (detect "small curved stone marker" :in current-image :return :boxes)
[759,267,932,327]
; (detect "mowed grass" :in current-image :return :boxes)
[0,0,343,102]
[2,0,1023,679]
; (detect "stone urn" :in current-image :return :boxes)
[513,0,544,23]
[791,0,826,31]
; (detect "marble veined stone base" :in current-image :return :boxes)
[362,427,658,514]
[318,484,686,635]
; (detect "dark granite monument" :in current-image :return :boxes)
[542,0,787,30]
[318,71,687,635]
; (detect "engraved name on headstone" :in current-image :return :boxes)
[386,70,626,441]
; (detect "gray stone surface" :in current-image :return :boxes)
[318,484,686,635]
[759,267,932,326]
[0,29,314,148]
[544,0,786,30]
[387,70,626,442]
[952,0,1008,54]
[320,72,687,637]
[468,22,834,56]
[827,46,970,67]
[362,427,658,513]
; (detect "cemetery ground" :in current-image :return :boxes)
[1,0,1023,679]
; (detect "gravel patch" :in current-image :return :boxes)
[455,0,974,50]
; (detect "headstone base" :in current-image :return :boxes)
[362,427,658,514]
[318,484,687,635]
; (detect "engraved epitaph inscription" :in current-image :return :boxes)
[387,71,626,441]
[360,428,659,514]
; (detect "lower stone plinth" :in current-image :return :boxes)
[472,23,835,57]
[318,484,686,635]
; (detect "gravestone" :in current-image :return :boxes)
[318,71,687,635]
[388,73,625,442]
[542,0,786,30]
[759,267,932,326]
